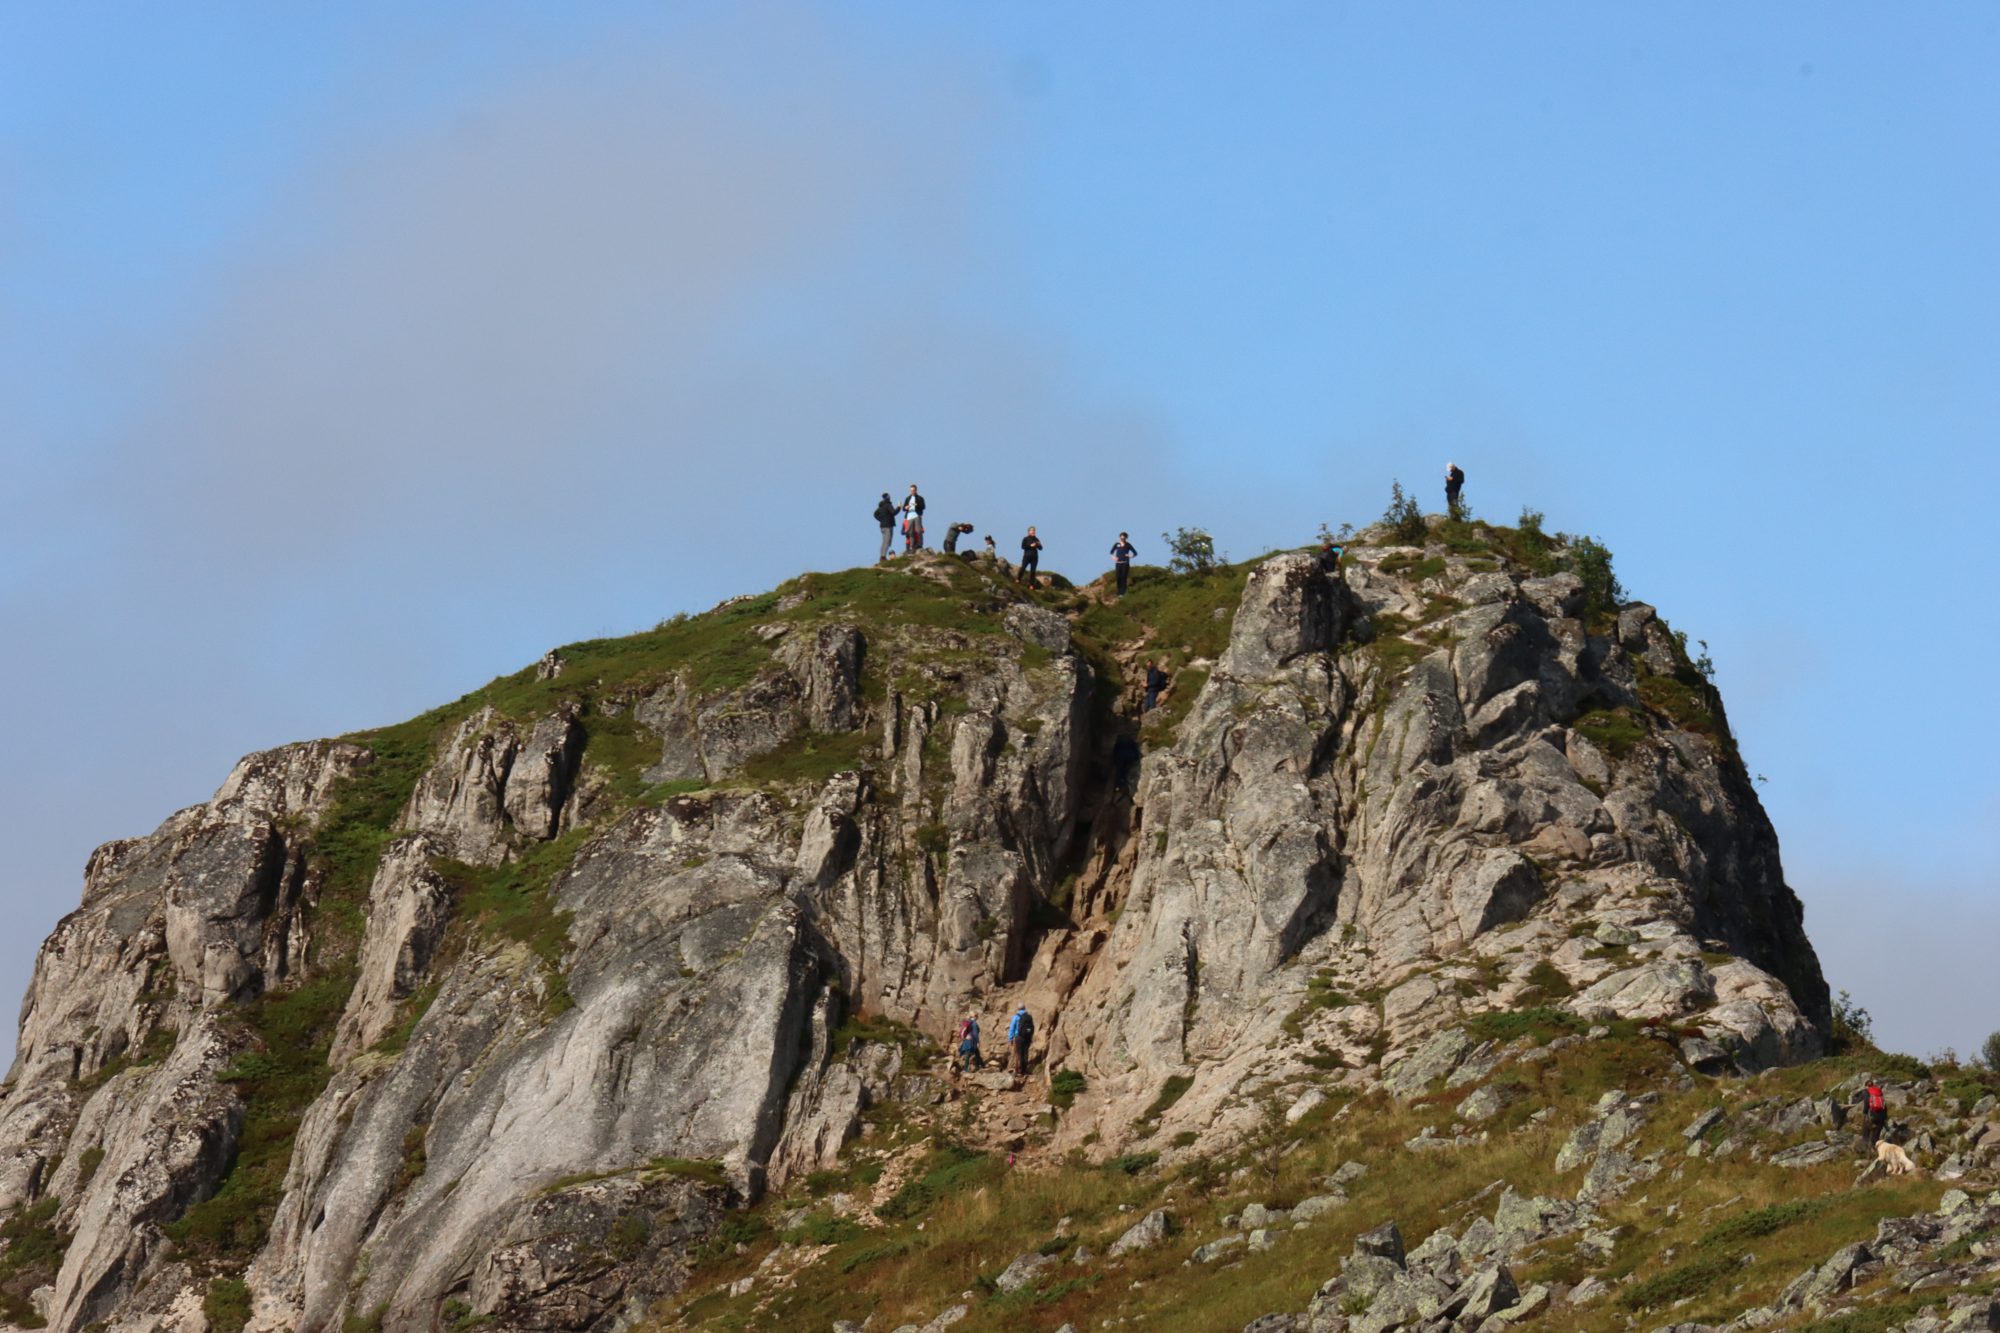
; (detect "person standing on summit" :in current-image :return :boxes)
[1109,532,1138,596]
[1019,526,1043,588]
[1444,462,1466,517]
[902,484,926,554]
[874,492,897,564]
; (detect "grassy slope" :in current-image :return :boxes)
[659,1029,1986,1332]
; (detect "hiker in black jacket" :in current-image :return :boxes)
[1109,532,1138,596]
[874,493,897,563]
[1019,526,1043,587]
[1445,462,1465,517]
[1143,660,1169,712]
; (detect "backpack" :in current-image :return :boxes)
[1013,1011,1034,1043]
[1867,1085,1885,1112]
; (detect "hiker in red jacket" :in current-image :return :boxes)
[1863,1075,1888,1145]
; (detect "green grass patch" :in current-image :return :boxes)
[783,1211,867,1246]
[875,1142,1001,1222]
[737,728,874,787]
[435,831,583,1017]
[1283,971,1350,1039]
[1524,960,1575,1000]
[164,973,357,1260]
[1465,1006,1586,1046]
[1101,1152,1160,1176]
[1138,1074,1195,1128]
[0,1194,71,1324]
[831,1012,932,1062]
[1695,1198,1826,1251]
[1050,1069,1087,1109]
[1574,707,1646,760]
[203,1276,252,1333]
[1616,1247,1738,1311]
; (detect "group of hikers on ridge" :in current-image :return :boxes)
[955,1004,1036,1077]
[872,463,1467,593]
[870,486,1149,597]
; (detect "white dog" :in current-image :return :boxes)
[1876,1139,1919,1176]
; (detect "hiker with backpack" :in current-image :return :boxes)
[1007,1004,1035,1076]
[1143,660,1169,713]
[1019,527,1043,588]
[1864,1075,1888,1145]
[874,493,897,563]
[1444,462,1466,517]
[1109,532,1138,596]
[1317,536,1343,577]
[902,485,926,553]
[956,1012,983,1072]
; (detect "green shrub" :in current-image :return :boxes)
[1566,535,1623,622]
[1160,527,1219,575]
[1381,481,1427,544]
[1049,1069,1087,1109]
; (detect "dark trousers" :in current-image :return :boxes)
[1020,554,1038,585]
[1867,1107,1887,1144]
[1115,563,1130,595]
[1011,1036,1030,1075]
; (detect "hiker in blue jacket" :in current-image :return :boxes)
[1007,1004,1035,1076]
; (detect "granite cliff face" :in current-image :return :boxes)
[0,530,1828,1332]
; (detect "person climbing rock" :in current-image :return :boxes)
[1007,1004,1035,1076]
[1864,1075,1888,1145]
[943,521,976,555]
[1111,732,1141,796]
[1019,526,1043,588]
[1317,536,1343,576]
[1445,462,1466,516]
[874,492,897,563]
[1109,532,1138,596]
[956,1012,982,1073]
[902,484,926,553]
[1143,660,1169,713]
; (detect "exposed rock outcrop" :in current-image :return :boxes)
[0,537,1833,1331]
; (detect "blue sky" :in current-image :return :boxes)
[2,3,1995,1061]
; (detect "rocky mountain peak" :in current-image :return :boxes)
[0,523,1840,1331]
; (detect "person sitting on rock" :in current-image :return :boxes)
[956,1013,982,1072]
